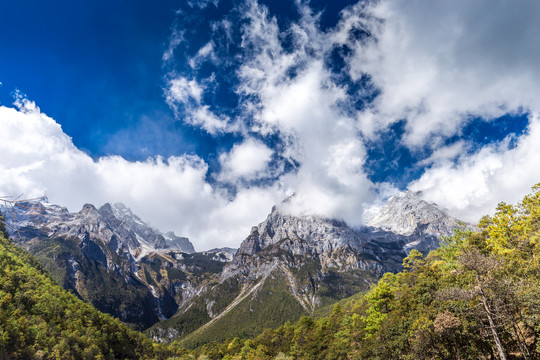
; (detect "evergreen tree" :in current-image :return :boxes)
[0,209,9,239]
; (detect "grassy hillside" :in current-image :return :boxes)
[150,245,378,347]
[178,274,310,349]
[179,185,540,359]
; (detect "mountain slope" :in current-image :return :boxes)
[2,198,222,330]
[0,232,166,359]
[149,191,464,346]
[183,185,540,360]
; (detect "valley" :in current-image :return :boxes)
[3,191,463,343]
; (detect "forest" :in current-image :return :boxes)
[178,185,540,359]
[2,185,540,359]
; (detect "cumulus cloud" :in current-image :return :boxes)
[218,138,273,182]
[5,0,540,251]
[348,0,540,146]
[0,98,284,250]
[410,114,540,222]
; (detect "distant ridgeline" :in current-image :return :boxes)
[1,186,540,358]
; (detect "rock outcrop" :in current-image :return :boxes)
[149,191,468,344]
[1,198,215,329]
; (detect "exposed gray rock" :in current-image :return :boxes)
[163,231,195,253]
[363,191,464,254]
[216,190,465,323]
[2,198,199,329]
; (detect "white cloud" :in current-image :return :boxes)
[417,141,467,167]
[346,0,540,147]
[218,138,273,182]
[0,99,284,250]
[162,29,184,62]
[165,76,233,134]
[410,114,540,222]
[229,0,540,223]
[189,42,216,69]
[5,0,540,253]
[331,0,540,220]
[166,77,204,104]
[233,2,382,223]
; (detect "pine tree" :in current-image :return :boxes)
[0,210,9,239]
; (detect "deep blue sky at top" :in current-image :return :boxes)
[0,0,530,189]
[0,0,355,165]
[0,0,189,158]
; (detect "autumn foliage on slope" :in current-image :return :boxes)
[184,185,540,359]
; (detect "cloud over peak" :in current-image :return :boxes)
[4,0,540,250]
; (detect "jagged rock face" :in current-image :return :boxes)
[163,231,195,254]
[237,212,359,256]
[227,208,392,279]
[2,197,71,228]
[105,202,195,254]
[364,191,458,236]
[232,191,462,274]
[2,198,208,330]
[364,191,462,253]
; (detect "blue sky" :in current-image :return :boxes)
[1,0,540,250]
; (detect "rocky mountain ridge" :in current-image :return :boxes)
[1,198,223,329]
[363,190,461,252]
[2,191,466,341]
[149,191,467,345]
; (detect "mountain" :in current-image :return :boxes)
[2,189,537,359]
[0,231,171,359]
[363,190,461,253]
[1,198,225,330]
[148,191,465,346]
[2,191,464,342]
[181,186,540,360]
[105,202,195,254]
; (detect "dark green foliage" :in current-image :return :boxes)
[149,296,213,342]
[166,266,187,281]
[0,232,186,359]
[316,269,376,308]
[179,253,226,276]
[21,235,159,330]
[146,278,243,343]
[0,211,9,240]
